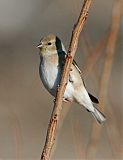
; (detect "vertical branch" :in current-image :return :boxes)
[100,0,122,102]
[41,0,92,160]
[87,0,122,158]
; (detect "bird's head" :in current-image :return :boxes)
[37,34,66,56]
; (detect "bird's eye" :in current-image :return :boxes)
[48,42,52,45]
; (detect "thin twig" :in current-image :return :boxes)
[40,0,92,159]
[82,26,121,159]
[87,0,122,158]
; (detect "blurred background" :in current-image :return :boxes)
[0,0,122,159]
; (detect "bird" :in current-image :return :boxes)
[37,34,106,124]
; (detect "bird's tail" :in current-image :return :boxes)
[91,107,106,124]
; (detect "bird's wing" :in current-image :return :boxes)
[72,60,99,104]
[88,93,99,104]
[83,79,99,104]
[59,51,99,104]
[72,59,82,74]
[60,51,82,74]
[56,38,82,74]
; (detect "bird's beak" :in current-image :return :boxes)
[36,43,42,49]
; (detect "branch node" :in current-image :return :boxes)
[67,53,73,59]
[53,114,57,121]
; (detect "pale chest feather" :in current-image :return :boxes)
[39,56,60,94]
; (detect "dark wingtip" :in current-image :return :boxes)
[88,93,99,104]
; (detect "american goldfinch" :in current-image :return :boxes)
[37,34,106,124]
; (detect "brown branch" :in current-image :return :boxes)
[87,0,122,159]
[40,0,92,159]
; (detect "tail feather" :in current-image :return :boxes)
[91,108,106,124]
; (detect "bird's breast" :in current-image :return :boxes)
[39,57,60,95]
